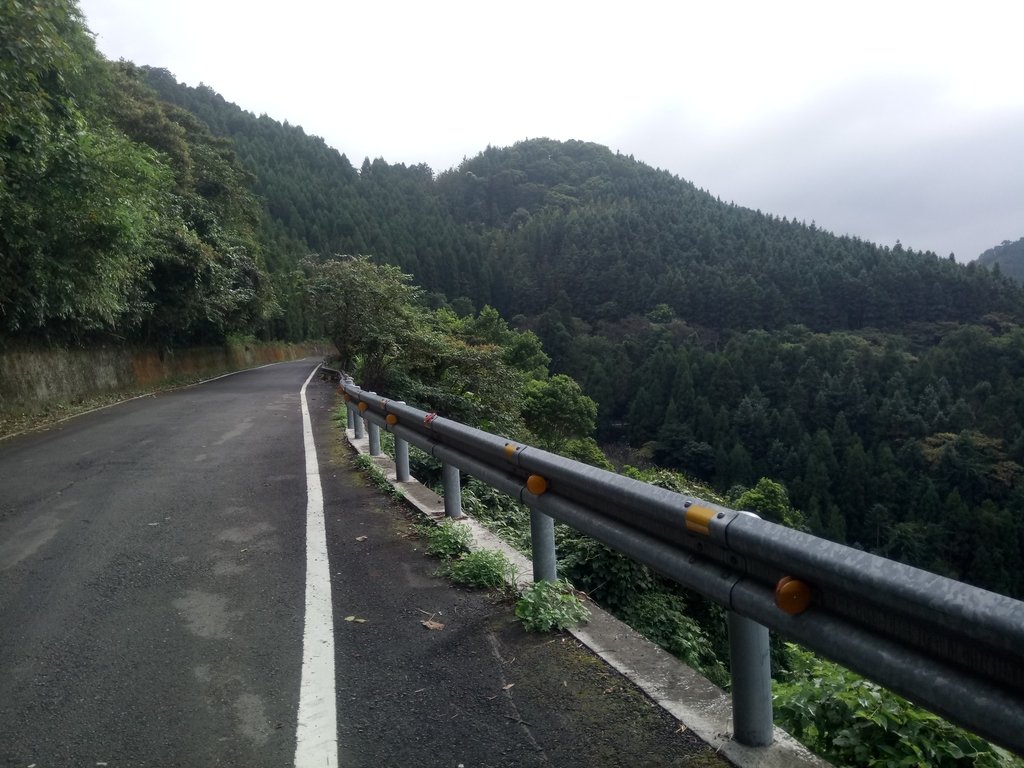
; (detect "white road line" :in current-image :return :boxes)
[295,366,339,768]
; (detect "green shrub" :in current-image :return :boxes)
[773,644,1022,768]
[515,579,590,632]
[460,479,532,553]
[444,549,518,592]
[620,592,730,689]
[556,527,657,612]
[408,442,443,489]
[421,519,472,559]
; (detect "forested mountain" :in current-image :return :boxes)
[138,72,1024,339]
[5,1,1023,601]
[438,141,1024,333]
[978,237,1024,282]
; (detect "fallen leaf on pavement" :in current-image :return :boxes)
[345,615,368,623]
[502,683,515,690]
[355,535,368,542]
[421,619,445,630]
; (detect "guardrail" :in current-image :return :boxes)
[336,372,1024,755]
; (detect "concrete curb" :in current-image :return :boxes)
[347,430,830,768]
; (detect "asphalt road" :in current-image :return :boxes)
[0,360,724,768]
[0,360,313,766]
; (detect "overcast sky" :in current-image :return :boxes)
[78,0,1023,261]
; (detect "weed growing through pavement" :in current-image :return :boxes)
[515,579,590,632]
[420,518,472,559]
[442,549,519,594]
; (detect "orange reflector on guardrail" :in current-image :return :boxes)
[357,402,368,412]
[386,414,398,426]
[774,576,811,615]
[526,475,548,495]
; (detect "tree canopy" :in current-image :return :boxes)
[1,4,276,346]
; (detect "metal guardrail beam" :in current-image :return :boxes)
[337,375,1024,755]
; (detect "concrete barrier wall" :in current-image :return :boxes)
[0,341,326,418]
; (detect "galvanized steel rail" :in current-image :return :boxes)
[338,374,1024,755]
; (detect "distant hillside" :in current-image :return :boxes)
[143,70,1024,337]
[977,237,1024,282]
[143,68,490,303]
[438,140,1024,333]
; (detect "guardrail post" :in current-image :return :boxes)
[442,463,464,519]
[352,407,365,440]
[395,437,411,482]
[343,376,355,429]
[529,510,557,582]
[368,422,381,456]
[728,611,774,747]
